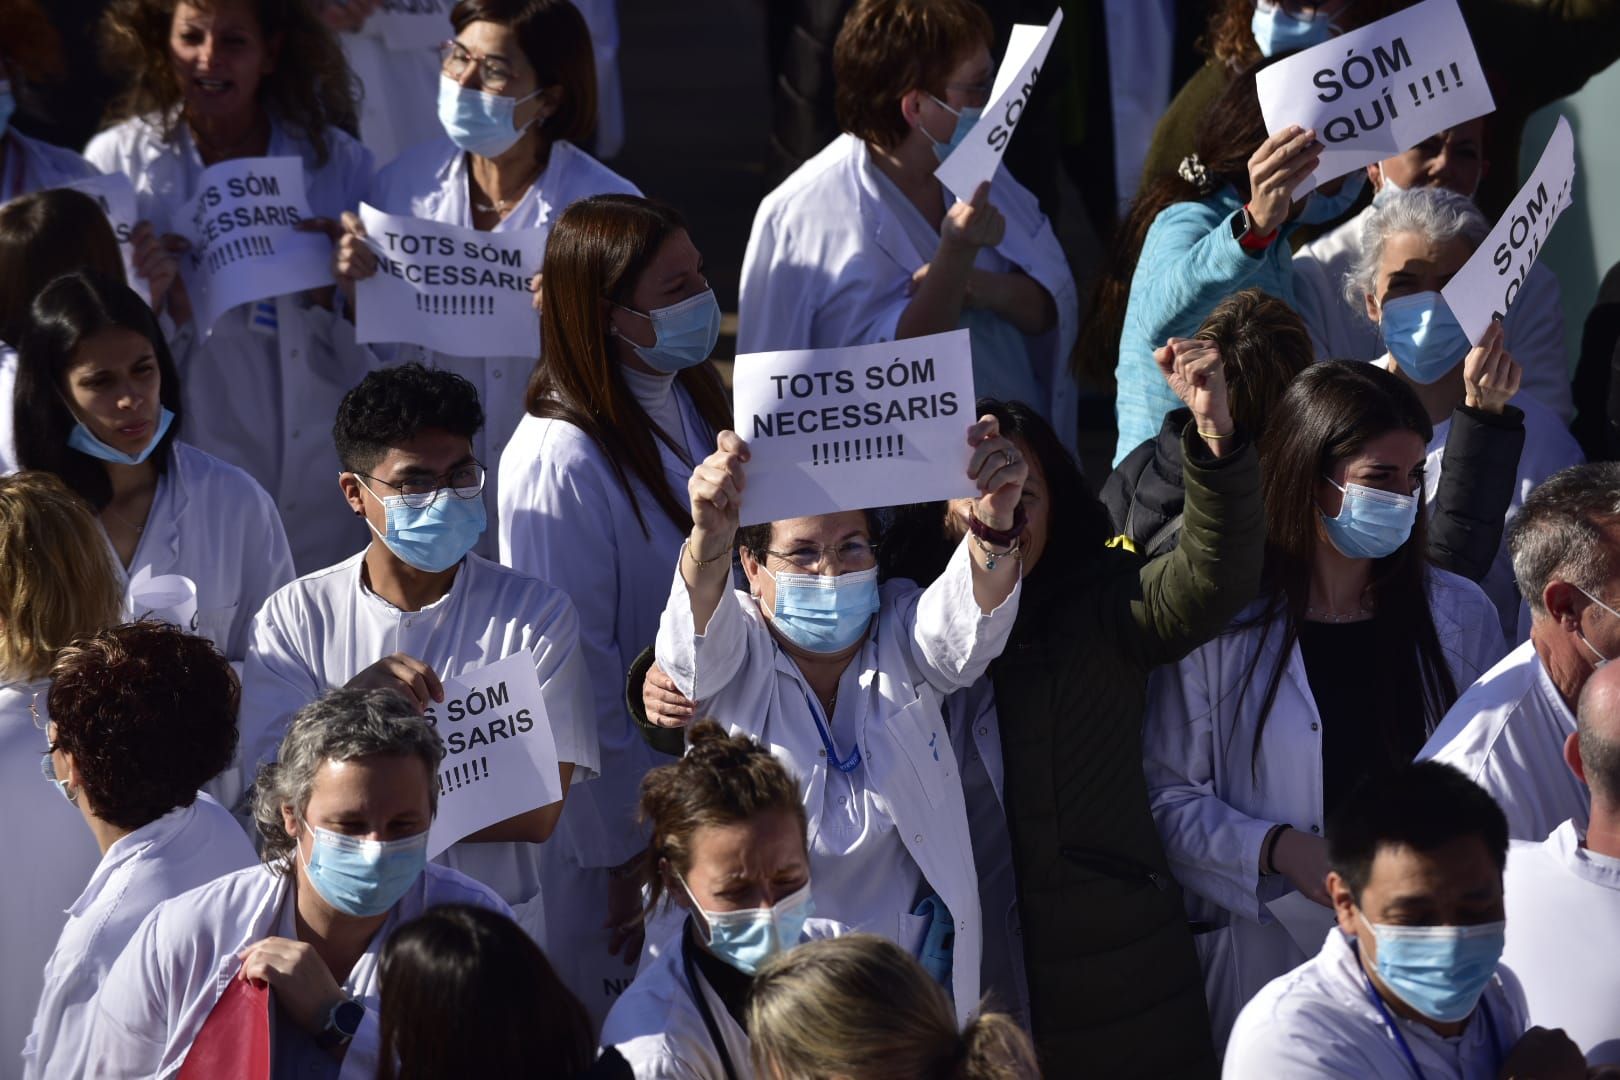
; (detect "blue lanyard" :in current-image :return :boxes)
[1356,948,1500,1080]
[804,689,861,773]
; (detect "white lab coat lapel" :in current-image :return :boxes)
[850,141,928,279]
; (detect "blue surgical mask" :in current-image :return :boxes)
[680,875,814,975]
[1380,291,1472,384]
[1321,476,1418,559]
[1251,2,1335,57]
[436,75,540,159]
[0,80,14,138]
[67,406,175,466]
[1360,914,1506,1023]
[614,290,721,373]
[768,566,881,653]
[1297,169,1366,224]
[299,821,429,917]
[924,94,982,162]
[357,477,486,573]
[40,752,74,803]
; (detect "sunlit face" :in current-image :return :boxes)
[607,229,708,352]
[947,435,1048,571]
[914,45,993,146]
[1315,429,1428,529]
[340,427,478,542]
[1363,231,1474,324]
[62,327,163,457]
[168,0,277,124]
[740,511,877,618]
[1372,118,1487,199]
[673,810,810,914]
[283,754,433,881]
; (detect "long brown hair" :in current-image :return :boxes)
[99,0,359,165]
[1076,60,1272,385]
[1236,361,1458,771]
[529,195,730,538]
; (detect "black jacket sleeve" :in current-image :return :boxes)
[1427,404,1526,582]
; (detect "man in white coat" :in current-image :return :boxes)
[1502,660,1620,1065]
[238,364,597,917]
[1225,762,1586,1079]
[1422,463,1620,840]
[1292,117,1572,423]
[83,690,508,1080]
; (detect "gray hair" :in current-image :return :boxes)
[1343,187,1490,319]
[251,688,445,874]
[1509,463,1620,616]
[1577,675,1620,800]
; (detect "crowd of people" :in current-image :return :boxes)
[2,0,1620,1076]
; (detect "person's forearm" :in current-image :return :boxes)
[896,237,976,340]
[680,533,733,635]
[967,269,1056,335]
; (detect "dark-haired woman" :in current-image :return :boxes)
[496,193,729,1022]
[335,0,638,535]
[1143,360,1508,1048]
[86,0,377,572]
[14,271,294,668]
[1094,60,1359,466]
[23,622,254,1080]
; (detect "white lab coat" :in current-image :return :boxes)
[237,550,598,909]
[1225,927,1530,1078]
[1419,639,1588,843]
[112,441,295,663]
[22,795,254,1080]
[83,861,507,1079]
[1502,820,1620,1065]
[601,917,846,1080]
[84,112,378,574]
[0,683,103,1072]
[1294,207,1572,423]
[738,134,1080,451]
[1143,570,1507,1046]
[656,539,1019,1020]
[366,135,640,548]
[0,129,99,202]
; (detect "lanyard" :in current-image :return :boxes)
[681,925,741,1080]
[804,689,861,773]
[1356,949,1500,1080]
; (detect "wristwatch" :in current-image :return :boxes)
[315,997,365,1050]
[1229,204,1275,253]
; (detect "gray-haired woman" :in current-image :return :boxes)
[84,688,511,1080]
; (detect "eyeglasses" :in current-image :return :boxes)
[356,461,486,510]
[440,40,520,95]
[763,539,878,574]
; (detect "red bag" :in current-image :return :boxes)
[177,973,272,1080]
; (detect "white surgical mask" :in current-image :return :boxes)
[1574,585,1619,670]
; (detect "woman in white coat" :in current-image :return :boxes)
[13,271,294,662]
[87,0,376,573]
[0,472,123,1067]
[738,0,1078,445]
[651,413,1028,1019]
[335,0,639,538]
[23,623,255,1080]
[84,689,509,1079]
[1143,360,1509,1049]
[601,721,845,1080]
[496,194,732,1022]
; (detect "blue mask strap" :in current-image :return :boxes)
[1353,938,1501,1079]
[804,688,861,773]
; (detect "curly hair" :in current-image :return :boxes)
[47,621,240,831]
[333,362,485,475]
[98,0,359,165]
[638,720,807,917]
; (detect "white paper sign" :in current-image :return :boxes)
[355,203,545,358]
[423,651,562,857]
[178,156,333,332]
[934,9,1064,200]
[363,0,452,52]
[1256,0,1494,193]
[56,173,147,304]
[732,329,977,526]
[1443,117,1576,345]
[126,565,198,633]
[1266,890,1339,955]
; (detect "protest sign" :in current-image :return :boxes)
[423,651,562,857]
[1443,116,1576,345]
[363,0,452,51]
[177,156,333,332]
[934,9,1063,200]
[731,329,977,526]
[1256,0,1493,193]
[57,173,147,304]
[355,203,545,358]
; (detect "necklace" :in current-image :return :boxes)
[471,160,545,216]
[102,504,145,534]
[1305,603,1372,623]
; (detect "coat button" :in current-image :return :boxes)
[290,348,301,360]
[818,748,827,758]
[838,796,847,806]
[914,834,924,844]
[977,726,988,736]
[1310,722,1319,731]
[1310,825,1320,833]
[493,369,503,378]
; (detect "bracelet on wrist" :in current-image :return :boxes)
[1196,427,1235,440]
[1261,824,1290,876]
[683,538,728,569]
[967,502,1027,547]
[970,532,1022,572]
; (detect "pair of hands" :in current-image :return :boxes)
[345,652,444,711]
[908,180,1006,294]
[237,938,346,1039]
[127,222,191,322]
[322,213,545,313]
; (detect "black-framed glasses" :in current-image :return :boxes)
[439,40,518,94]
[357,461,486,510]
[763,539,879,574]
